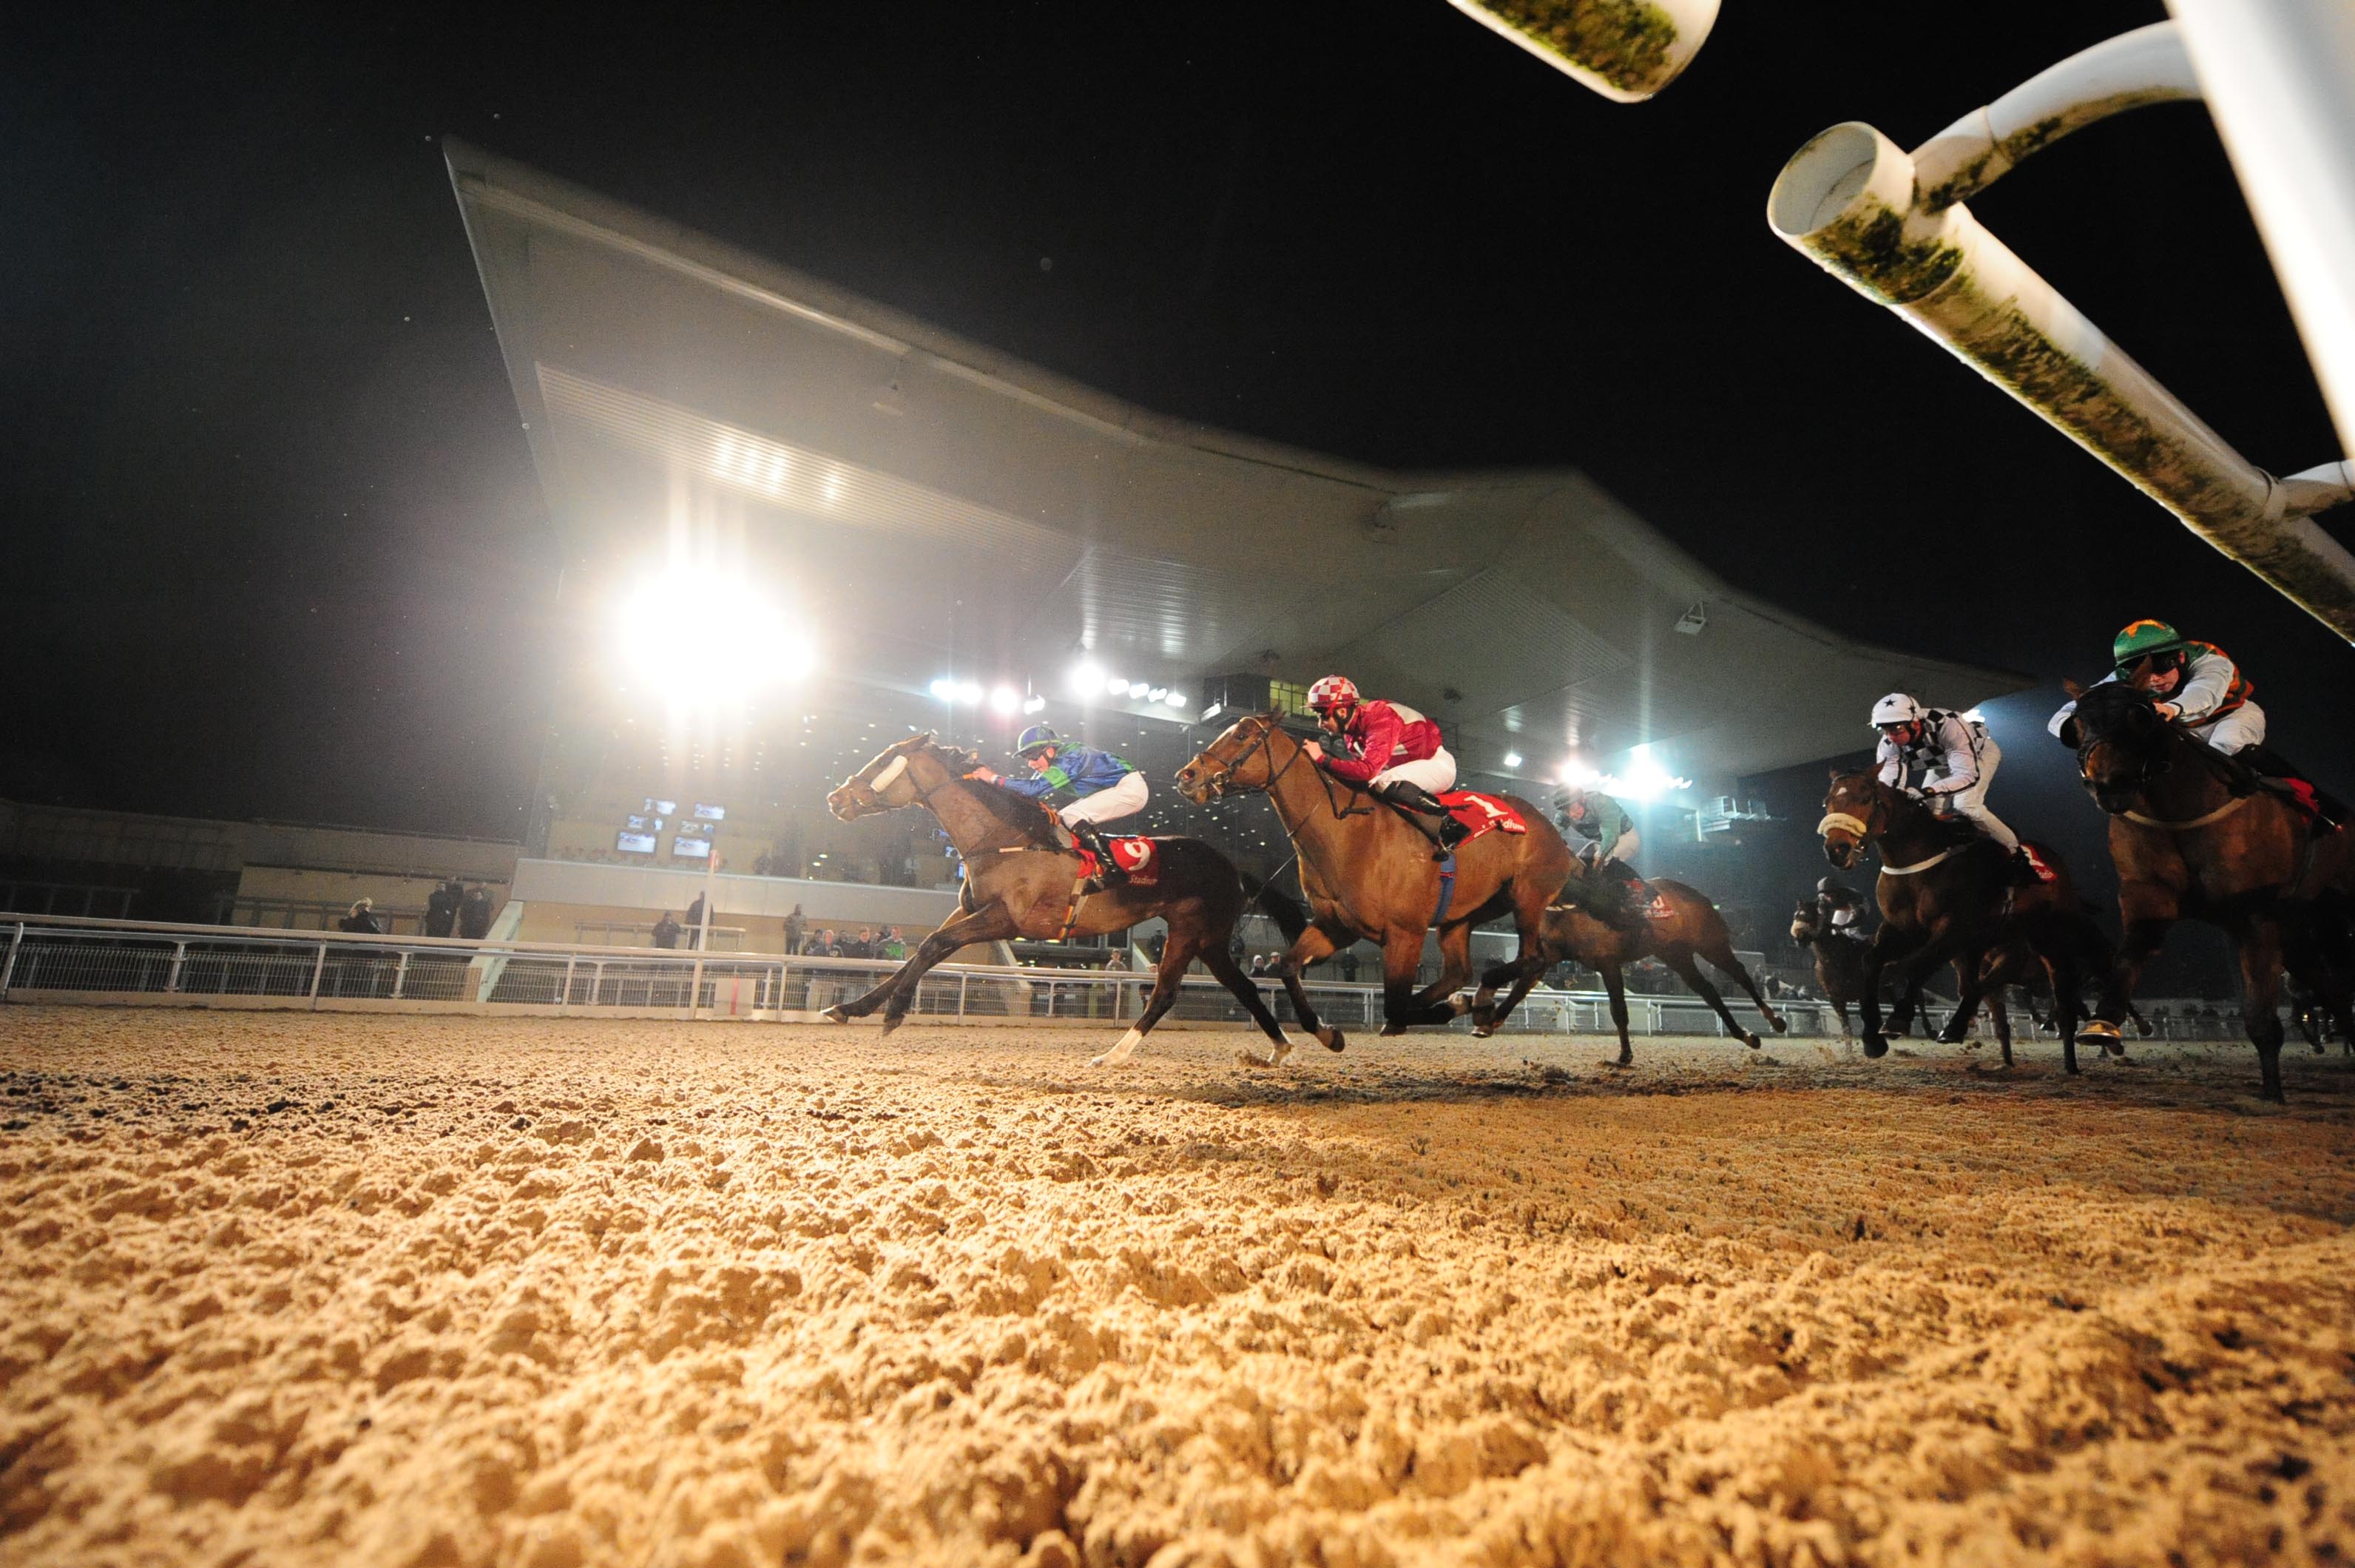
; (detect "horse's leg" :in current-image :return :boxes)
[825,902,1001,1024]
[1696,932,1785,1034]
[1937,948,1995,1045]
[1876,928,1970,1055]
[1471,953,1551,1038]
[1408,922,1476,1025]
[1666,952,1758,1050]
[870,906,1016,1035]
[1601,963,1634,1067]
[1271,925,1345,1058]
[2040,939,2087,1076]
[1200,939,1301,1067]
[1987,986,2013,1066]
[2237,917,2290,1103]
[1834,998,1854,1040]
[1858,924,1922,1058]
[2091,884,2176,1042]
[1092,926,1203,1068]
[1377,928,1445,1034]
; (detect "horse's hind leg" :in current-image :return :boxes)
[1202,938,1300,1065]
[1265,924,1344,1062]
[1700,935,1785,1034]
[2238,917,2290,1103]
[1668,953,1759,1050]
[1987,989,2012,1066]
[1601,964,1634,1067]
[1093,925,1203,1068]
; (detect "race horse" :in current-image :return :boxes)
[1174,712,1572,1061]
[1818,768,2109,1069]
[824,734,1289,1065]
[1466,864,1787,1063]
[1789,896,1873,1040]
[2061,678,2355,1101]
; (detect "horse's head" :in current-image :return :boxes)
[1790,898,1823,944]
[829,734,948,821]
[1176,712,1288,804]
[1817,768,1886,871]
[2064,679,2171,817]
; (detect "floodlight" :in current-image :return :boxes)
[989,686,1021,714]
[1146,687,1168,702]
[618,570,813,700]
[1503,751,1523,769]
[1163,692,1187,709]
[928,677,957,702]
[1107,677,1131,696]
[956,681,983,705]
[1070,660,1104,700]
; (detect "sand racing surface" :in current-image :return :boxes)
[4,1009,2354,1567]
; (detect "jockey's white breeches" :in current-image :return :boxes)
[2190,700,2265,754]
[1927,737,2018,849]
[1371,747,1456,795]
[1603,828,1641,869]
[1058,771,1148,827]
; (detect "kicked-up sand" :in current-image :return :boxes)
[2,1007,2352,1567]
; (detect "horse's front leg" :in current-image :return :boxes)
[867,905,1015,1035]
[1857,923,1922,1058]
[1265,924,1345,1062]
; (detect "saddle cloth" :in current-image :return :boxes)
[1436,791,1528,842]
[1072,836,1160,886]
[2018,842,2061,885]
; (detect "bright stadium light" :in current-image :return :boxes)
[1503,751,1524,769]
[928,677,958,702]
[1146,686,1168,702]
[989,686,1021,714]
[1024,695,1047,714]
[1107,677,1131,696]
[1163,692,1187,709]
[619,570,813,700]
[956,680,983,706]
[1070,660,1104,700]
[1598,743,1693,802]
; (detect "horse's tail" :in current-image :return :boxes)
[1237,871,1311,944]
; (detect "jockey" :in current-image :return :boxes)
[2048,620,2263,753]
[1556,785,1648,928]
[1871,694,2030,880]
[968,724,1148,875]
[1817,877,1867,935]
[2050,619,2340,828]
[1299,675,1469,859]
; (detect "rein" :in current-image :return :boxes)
[1819,791,1954,876]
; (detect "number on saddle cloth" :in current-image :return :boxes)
[1433,791,1528,841]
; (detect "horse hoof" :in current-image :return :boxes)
[1614,1050,1634,1068]
[1091,1027,1146,1069]
[1473,1024,1498,1039]
[1862,1035,1889,1058]
[1936,1027,1967,1047]
[1378,1022,1407,1038]
[820,1004,851,1024]
[1744,1035,1761,1051]
[877,1013,904,1038]
[1770,1015,1789,1035]
[1236,1042,1294,1070]
[1317,1027,1346,1053]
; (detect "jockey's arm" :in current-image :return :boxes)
[993,763,1068,800]
[1319,708,1395,785]
[1873,736,1905,789]
[2171,649,2240,724]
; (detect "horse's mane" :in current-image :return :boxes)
[2071,678,2159,734]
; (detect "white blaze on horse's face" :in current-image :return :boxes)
[869,754,909,795]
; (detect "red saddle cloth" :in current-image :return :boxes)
[1436,791,1528,842]
[2019,842,2061,885]
[1073,837,1160,885]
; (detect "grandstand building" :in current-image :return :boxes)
[444,141,2025,947]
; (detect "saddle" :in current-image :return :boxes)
[1433,791,1529,843]
[1068,834,1160,888]
[2234,745,2347,830]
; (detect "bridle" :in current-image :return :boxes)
[844,742,959,814]
[2074,698,2249,828]
[1190,714,1306,801]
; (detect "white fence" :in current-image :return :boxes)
[0,913,2271,1042]
[0,913,1863,1038]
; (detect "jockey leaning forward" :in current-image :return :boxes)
[1871,692,2036,882]
[1299,676,1470,859]
[1555,785,1650,927]
[967,724,1149,878]
[2049,619,2340,827]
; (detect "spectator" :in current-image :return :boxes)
[881,926,908,961]
[337,898,383,936]
[459,884,493,940]
[844,927,876,960]
[808,928,839,959]
[1339,949,1360,983]
[1249,953,1268,977]
[1104,945,1129,972]
[424,877,461,939]
[652,910,682,950]
[784,903,808,955]
[685,893,709,950]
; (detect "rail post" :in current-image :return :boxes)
[308,942,328,1006]
[958,970,969,1020]
[164,941,186,996]
[0,920,21,998]
[391,950,410,1001]
[558,953,577,1015]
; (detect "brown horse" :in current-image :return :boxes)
[1174,713,1572,1061]
[1467,866,1786,1061]
[2061,678,2355,1101]
[1789,896,1873,1039]
[825,734,1288,1065]
[1819,769,2107,1069]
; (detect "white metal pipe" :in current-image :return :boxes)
[2170,0,2355,457]
[1446,0,1719,103]
[1770,119,2355,642]
[1912,22,2199,210]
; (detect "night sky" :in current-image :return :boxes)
[6,1,2348,851]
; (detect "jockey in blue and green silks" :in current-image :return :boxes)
[967,723,1149,873]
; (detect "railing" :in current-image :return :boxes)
[0,912,1880,1036]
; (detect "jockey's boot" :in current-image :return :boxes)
[1379,782,1468,861]
[2007,845,2041,886]
[1069,822,1126,882]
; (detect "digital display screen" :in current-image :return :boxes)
[616,831,658,854]
[643,797,678,815]
[671,835,712,859]
[626,814,663,831]
[692,803,726,821]
[675,820,711,837]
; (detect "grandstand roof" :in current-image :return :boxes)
[446,140,2027,790]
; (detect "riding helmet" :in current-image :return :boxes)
[1016,723,1061,757]
[1305,675,1359,714]
[2112,618,2186,675]
[1868,692,1925,729]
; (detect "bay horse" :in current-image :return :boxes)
[824,735,1288,1066]
[1467,865,1787,1063]
[1173,713,1571,1061]
[1789,896,1873,1039]
[1819,768,2108,1069]
[2061,678,2355,1101]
